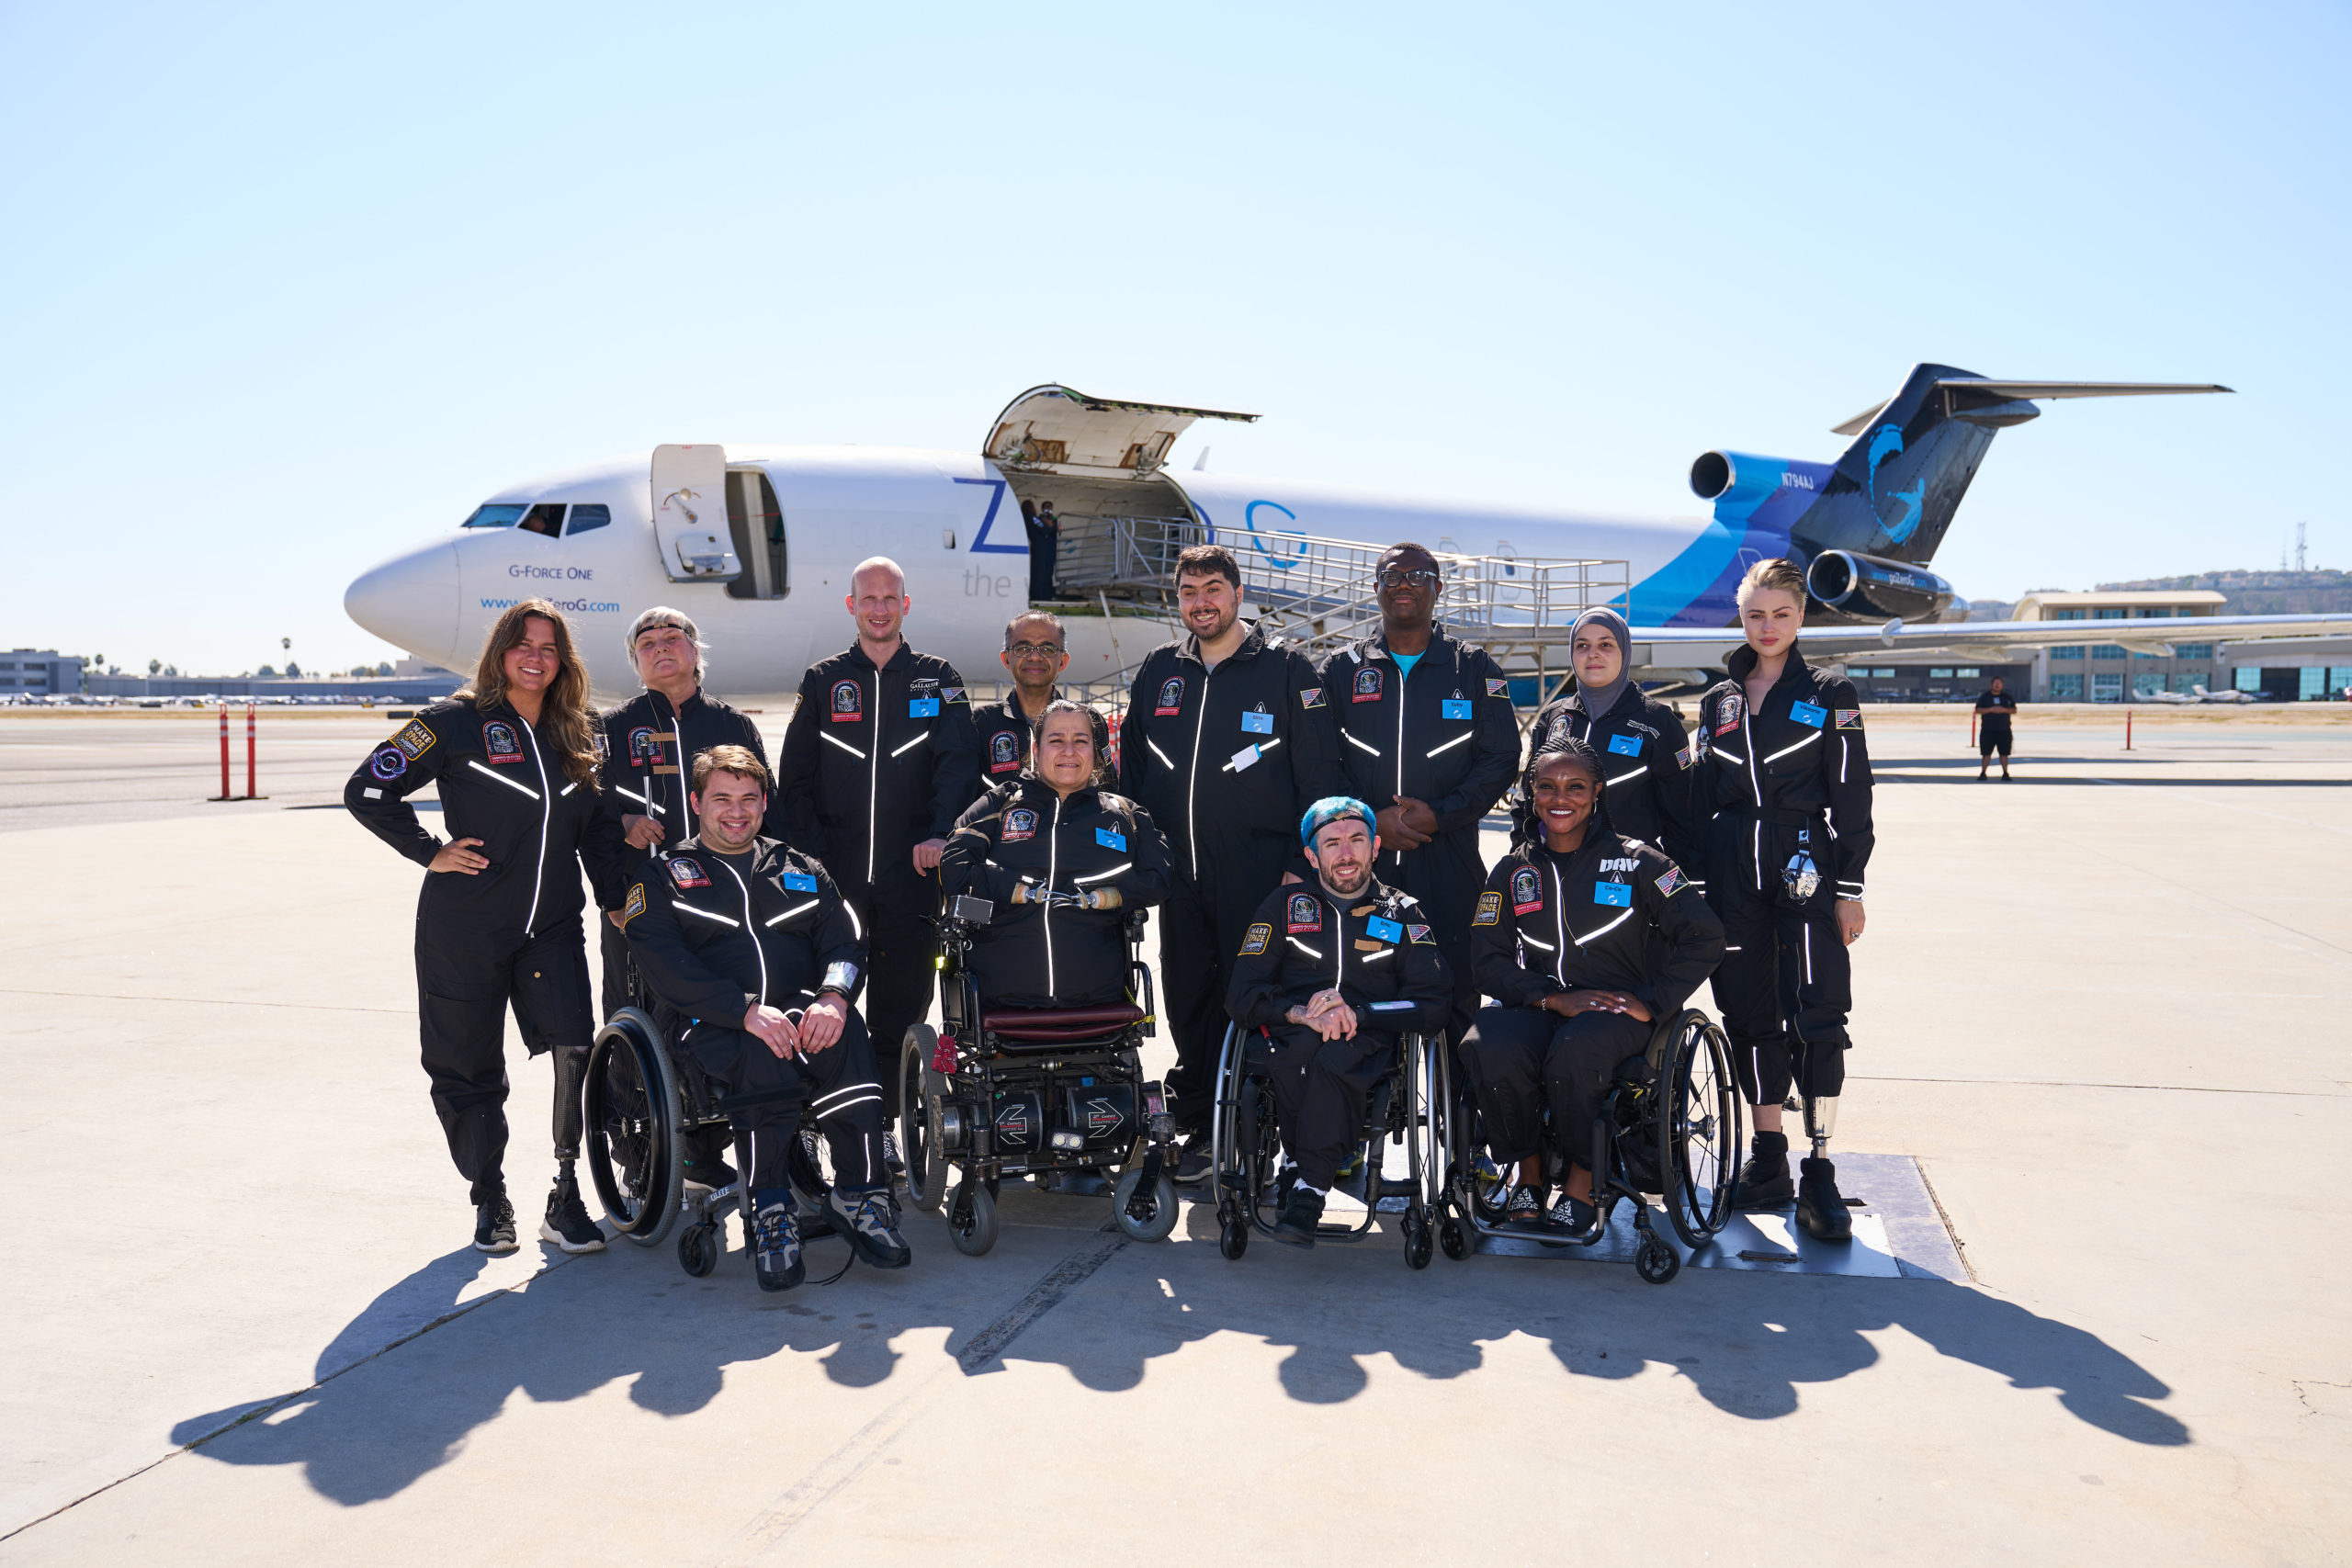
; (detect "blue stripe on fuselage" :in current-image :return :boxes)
[1627,456,1831,626]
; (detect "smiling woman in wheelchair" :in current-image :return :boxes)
[1459,739,1724,1235]
[940,699,1174,1009]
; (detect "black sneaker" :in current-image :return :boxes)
[538,1173,605,1254]
[1271,1185,1325,1248]
[1796,1157,1854,1243]
[827,1187,912,1269]
[1170,1134,1215,1186]
[1504,1185,1545,1228]
[1735,1132,1794,1210]
[473,1192,518,1255]
[1545,1192,1598,1235]
[751,1189,804,1292]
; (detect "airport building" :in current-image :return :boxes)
[2014,589,2228,702]
[0,649,85,698]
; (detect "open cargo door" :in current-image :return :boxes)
[984,386,1257,478]
[650,444,740,581]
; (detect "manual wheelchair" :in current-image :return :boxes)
[1206,1021,1440,1269]
[1426,1007,1742,1284]
[582,1005,830,1280]
[894,893,1182,1258]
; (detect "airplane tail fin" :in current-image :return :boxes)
[1789,366,2231,565]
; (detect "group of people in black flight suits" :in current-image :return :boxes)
[348,543,1875,1285]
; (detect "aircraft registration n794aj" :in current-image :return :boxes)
[343,367,2352,698]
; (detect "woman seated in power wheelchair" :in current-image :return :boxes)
[1437,739,1736,1284]
[1211,796,1452,1266]
[904,699,1183,1256]
[584,745,909,1293]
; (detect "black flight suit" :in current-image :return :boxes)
[1118,623,1348,1134]
[1526,684,1699,869]
[776,642,981,1119]
[1319,631,1519,1044]
[345,698,623,1203]
[1459,832,1722,1169]
[971,692,1110,787]
[618,835,887,1194]
[594,686,775,1021]
[1226,876,1452,1190]
[1690,643,1875,1107]
[940,779,1174,1008]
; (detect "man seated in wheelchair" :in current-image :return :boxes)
[939,697,1174,1012]
[619,744,910,1291]
[1227,796,1452,1247]
[1459,739,1724,1235]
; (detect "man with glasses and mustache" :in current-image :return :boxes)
[973,611,1110,784]
[1319,543,1520,1047]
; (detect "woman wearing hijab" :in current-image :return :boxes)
[1522,606,1697,870]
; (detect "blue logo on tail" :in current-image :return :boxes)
[1867,422,1926,544]
[1866,423,1903,500]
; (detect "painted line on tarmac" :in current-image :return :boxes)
[0,986,408,1014]
[954,1226,1131,1373]
[2086,775,2352,836]
[1851,1073,2346,1099]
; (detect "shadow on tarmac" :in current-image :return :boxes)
[169,1216,2188,1506]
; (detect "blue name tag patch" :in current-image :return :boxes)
[1442,699,1473,720]
[781,871,819,892]
[1790,700,1826,728]
[909,698,941,717]
[1608,732,1644,757]
[1095,828,1126,851]
[1239,710,1273,735]
[1364,916,1404,942]
[1593,881,1633,908]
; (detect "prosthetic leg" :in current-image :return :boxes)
[1794,1087,1852,1242]
[540,1045,606,1252]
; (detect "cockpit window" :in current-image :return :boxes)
[517,503,565,536]
[565,503,611,536]
[461,503,527,529]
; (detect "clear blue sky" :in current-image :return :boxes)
[3,2,2345,673]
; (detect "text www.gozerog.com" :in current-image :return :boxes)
[481,596,621,614]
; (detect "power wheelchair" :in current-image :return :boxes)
[582,1005,831,1280]
[1427,1008,1742,1285]
[894,893,1182,1258]
[1206,1020,1440,1269]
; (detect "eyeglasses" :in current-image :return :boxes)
[1006,642,1065,658]
[1378,569,1441,591]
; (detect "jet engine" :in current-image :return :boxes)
[1803,549,1955,623]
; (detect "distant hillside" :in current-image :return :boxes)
[2097,570,2352,615]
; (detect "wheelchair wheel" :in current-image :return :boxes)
[898,1026,948,1213]
[584,1010,683,1247]
[947,1176,998,1258]
[1112,1168,1180,1242]
[1218,1213,1249,1260]
[1658,1010,1742,1248]
[677,1221,718,1278]
[1634,1231,1681,1285]
[1402,1202,1433,1270]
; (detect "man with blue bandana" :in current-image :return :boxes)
[1226,796,1453,1246]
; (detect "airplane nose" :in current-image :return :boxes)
[345,542,460,666]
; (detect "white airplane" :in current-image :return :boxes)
[344,368,2352,700]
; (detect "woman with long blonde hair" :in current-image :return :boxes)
[345,600,622,1256]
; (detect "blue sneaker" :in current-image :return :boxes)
[751,1188,804,1292]
[827,1187,911,1269]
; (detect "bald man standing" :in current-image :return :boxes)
[777,558,981,1166]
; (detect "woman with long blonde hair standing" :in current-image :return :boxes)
[345,600,622,1255]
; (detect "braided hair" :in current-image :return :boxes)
[1508,737,1608,850]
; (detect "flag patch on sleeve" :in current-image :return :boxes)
[1836,708,1863,730]
[1656,865,1687,897]
[1486,677,1510,698]
[1299,685,1326,709]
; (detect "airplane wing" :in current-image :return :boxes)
[1619,613,2352,671]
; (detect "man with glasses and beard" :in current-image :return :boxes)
[972,610,1110,784]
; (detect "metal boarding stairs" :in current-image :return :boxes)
[1047,514,1632,708]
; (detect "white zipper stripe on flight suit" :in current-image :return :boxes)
[1803,921,1814,983]
[1759,731,1821,765]
[613,783,665,814]
[867,671,881,886]
[469,759,540,799]
[671,716,689,835]
[718,859,767,1005]
[890,733,928,758]
[1074,863,1129,886]
[1425,732,1471,759]
[1603,765,1645,786]
[1184,663,1215,880]
[1344,732,1381,757]
[822,732,865,760]
[766,899,820,925]
[1394,658,1408,799]
[1044,795,1062,997]
[1576,908,1634,946]
[1148,738,1175,770]
[1220,737,1282,773]
[675,903,740,925]
[516,721,552,937]
[1548,862,1569,987]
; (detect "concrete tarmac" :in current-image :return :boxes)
[1,705,2346,1563]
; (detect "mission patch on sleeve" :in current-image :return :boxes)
[1238,922,1272,956]
[1473,891,1502,926]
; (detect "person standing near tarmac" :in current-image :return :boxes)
[1690,558,1874,1242]
[971,610,1109,783]
[594,607,775,1021]
[1319,542,1519,1045]
[776,557,981,1171]
[1024,500,1062,601]
[1525,605,1697,868]
[1119,543,1346,1180]
[344,600,622,1257]
[1974,675,2018,780]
